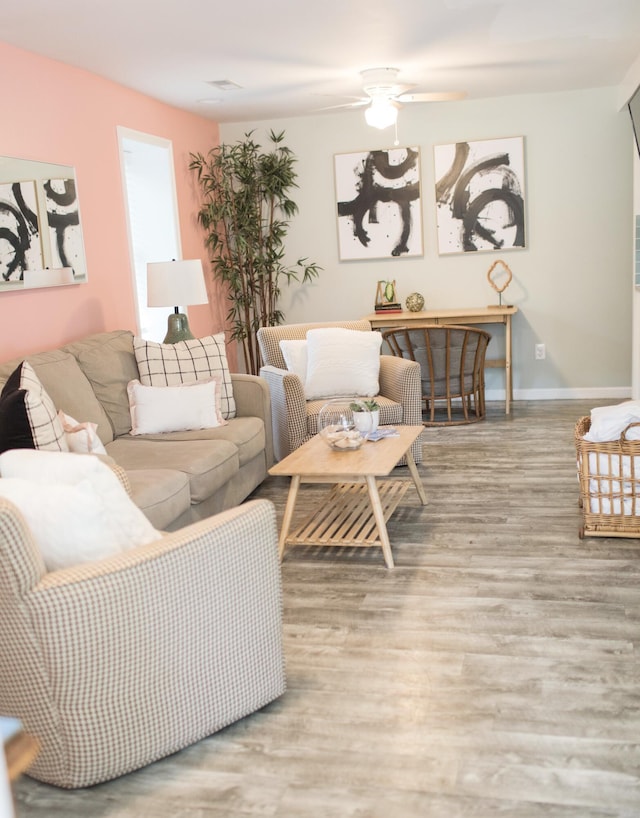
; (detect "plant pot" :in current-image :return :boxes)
[353,409,379,434]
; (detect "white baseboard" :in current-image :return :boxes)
[486,387,632,402]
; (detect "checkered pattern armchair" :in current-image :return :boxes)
[257,320,424,464]
[0,497,285,789]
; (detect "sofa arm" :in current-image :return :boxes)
[379,355,423,426]
[15,499,285,788]
[231,372,274,467]
[259,365,310,461]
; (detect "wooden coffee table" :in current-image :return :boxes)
[269,425,426,568]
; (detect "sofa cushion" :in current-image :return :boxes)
[0,349,114,445]
[65,330,138,438]
[0,362,69,454]
[133,334,236,420]
[105,438,240,504]
[304,394,403,437]
[124,468,191,530]
[129,416,265,468]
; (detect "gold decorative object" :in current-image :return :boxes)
[486,259,513,308]
[405,292,425,312]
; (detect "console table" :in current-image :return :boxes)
[364,306,518,414]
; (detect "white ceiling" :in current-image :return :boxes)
[3,0,640,122]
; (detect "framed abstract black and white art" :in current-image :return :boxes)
[0,156,88,292]
[44,177,87,280]
[0,180,43,283]
[433,136,526,255]
[334,146,423,261]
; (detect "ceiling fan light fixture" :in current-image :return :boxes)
[364,98,398,129]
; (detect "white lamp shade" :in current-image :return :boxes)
[147,259,208,308]
[364,99,398,130]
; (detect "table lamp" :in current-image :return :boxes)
[147,259,208,343]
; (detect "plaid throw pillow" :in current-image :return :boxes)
[133,334,236,419]
[0,361,69,454]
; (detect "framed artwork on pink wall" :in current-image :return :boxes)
[0,180,43,282]
[0,156,88,292]
[44,178,87,280]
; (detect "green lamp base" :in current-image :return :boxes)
[163,313,195,344]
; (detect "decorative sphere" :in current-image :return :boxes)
[405,292,425,312]
[317,399,370,451]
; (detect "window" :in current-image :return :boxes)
[118,128,181,341]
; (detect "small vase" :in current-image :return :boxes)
[353,409,379,435]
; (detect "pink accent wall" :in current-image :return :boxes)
[0,42,232,364]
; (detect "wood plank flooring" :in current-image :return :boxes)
[12,400,640,817]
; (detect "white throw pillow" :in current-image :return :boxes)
[58,411,108,455]
[127,378,225,435]
[279,339,308,382]
[0,450,160,571]
[584,400,640,442]
[304,328,382,400]
[133,333,236,419]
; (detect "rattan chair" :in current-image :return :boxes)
[382,325,491,426]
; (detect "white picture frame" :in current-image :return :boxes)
[433,136,526,255]
[335,146,423,261]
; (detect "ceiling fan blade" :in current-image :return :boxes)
[317,99,370,111]
[396,91,467,103]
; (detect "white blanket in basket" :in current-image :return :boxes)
[587,452,640,515]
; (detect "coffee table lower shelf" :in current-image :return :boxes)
[285,480,410,550]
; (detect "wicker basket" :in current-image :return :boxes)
[575,415,640,538]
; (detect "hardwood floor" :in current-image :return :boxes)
[13,400,640,817]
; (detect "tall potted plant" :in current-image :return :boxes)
[190,130,321,375]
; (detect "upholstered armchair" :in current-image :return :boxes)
[257,320,424,463]
[0,496,286,789]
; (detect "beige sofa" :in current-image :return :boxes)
[0,330,273,530]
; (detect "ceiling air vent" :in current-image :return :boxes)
[206,80,243,91]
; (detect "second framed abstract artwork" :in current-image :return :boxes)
[335,146,423,261]
[433,136,526,255]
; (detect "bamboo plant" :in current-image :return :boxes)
[190,130,321,376]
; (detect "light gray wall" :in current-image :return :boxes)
[220,86,633,399]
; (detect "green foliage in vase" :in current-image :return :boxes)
[190,130,321,375]
[350,399,380,412]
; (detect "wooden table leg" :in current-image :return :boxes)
[279,475,300,560]
[405,448,427,505]
[505,313,513,415]
[365,475,394,569]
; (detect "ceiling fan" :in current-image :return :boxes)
[327,67,466,129]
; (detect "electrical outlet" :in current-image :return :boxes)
[535,343,546,360]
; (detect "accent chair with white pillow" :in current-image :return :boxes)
[0,450,285,789]
[257,320,424,463]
